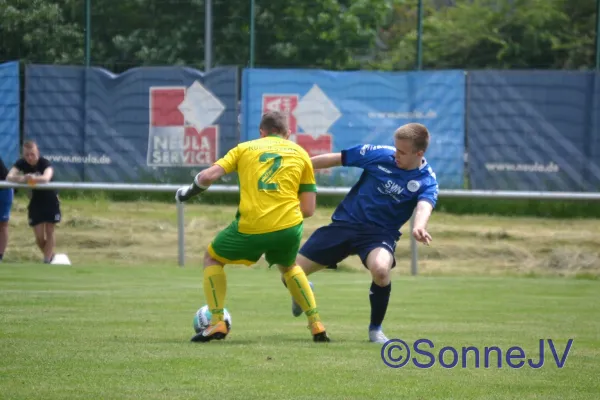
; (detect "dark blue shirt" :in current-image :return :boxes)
[332,144,439,235]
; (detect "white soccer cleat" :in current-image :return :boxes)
[369,328,389,344]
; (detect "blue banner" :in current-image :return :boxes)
[466,71,600,192]
[591,73,600,191]
[241,69,465,189]
[25,65,238,183]
[0,61,20,168]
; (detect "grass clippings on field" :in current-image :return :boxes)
[4,197,600,277]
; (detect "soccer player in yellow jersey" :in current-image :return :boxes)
[175,111,330,343]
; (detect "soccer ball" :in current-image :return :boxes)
[193,305,232,333]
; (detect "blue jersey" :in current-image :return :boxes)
[332,144,439,235]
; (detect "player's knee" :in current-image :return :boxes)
[203,251,222,268]
[370,264,390,285]
[279,264,303,279]
[366,248,393,281]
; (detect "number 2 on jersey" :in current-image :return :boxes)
[258,153,282,191]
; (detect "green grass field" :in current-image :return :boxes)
[1,264,599,399]
[1,198,599,399]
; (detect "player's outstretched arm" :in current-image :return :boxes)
[311,153,342,170]
[175,165,226,202]
[412,200,434,245]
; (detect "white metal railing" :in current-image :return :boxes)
[2,181,599,274]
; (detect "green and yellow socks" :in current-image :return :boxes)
[203,265,227,323]
[282,265,321,324]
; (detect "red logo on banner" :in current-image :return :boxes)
[151,88,185,127]
[262,94,333,158]
[148,86,219,167]
[294,134,333,157]
[262,95,299,133]
[184,126,218,166]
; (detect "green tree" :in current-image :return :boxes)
[374,0,596,70]
[0,0,83,64]
[84,0,207,71]
[43,0,389,72]
[554,0,597,69]
[2,0,596,71]
[251,0,390,69]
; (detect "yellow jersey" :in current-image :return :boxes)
[215,135,317,234]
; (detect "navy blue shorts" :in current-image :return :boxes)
[299,221,401,269]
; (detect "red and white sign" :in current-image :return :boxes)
[148,84,221,167]
[262,94,333,158]
[262,94,299,133]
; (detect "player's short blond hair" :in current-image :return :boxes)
[260,111,288,136]
[23,140,38,150]
[394,123,430,153]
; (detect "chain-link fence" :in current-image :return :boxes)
[2,0,597,72]
[1,0,600,192]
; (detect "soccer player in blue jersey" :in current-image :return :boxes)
[289,123,439,343]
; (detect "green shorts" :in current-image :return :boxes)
[208,220,303,267]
